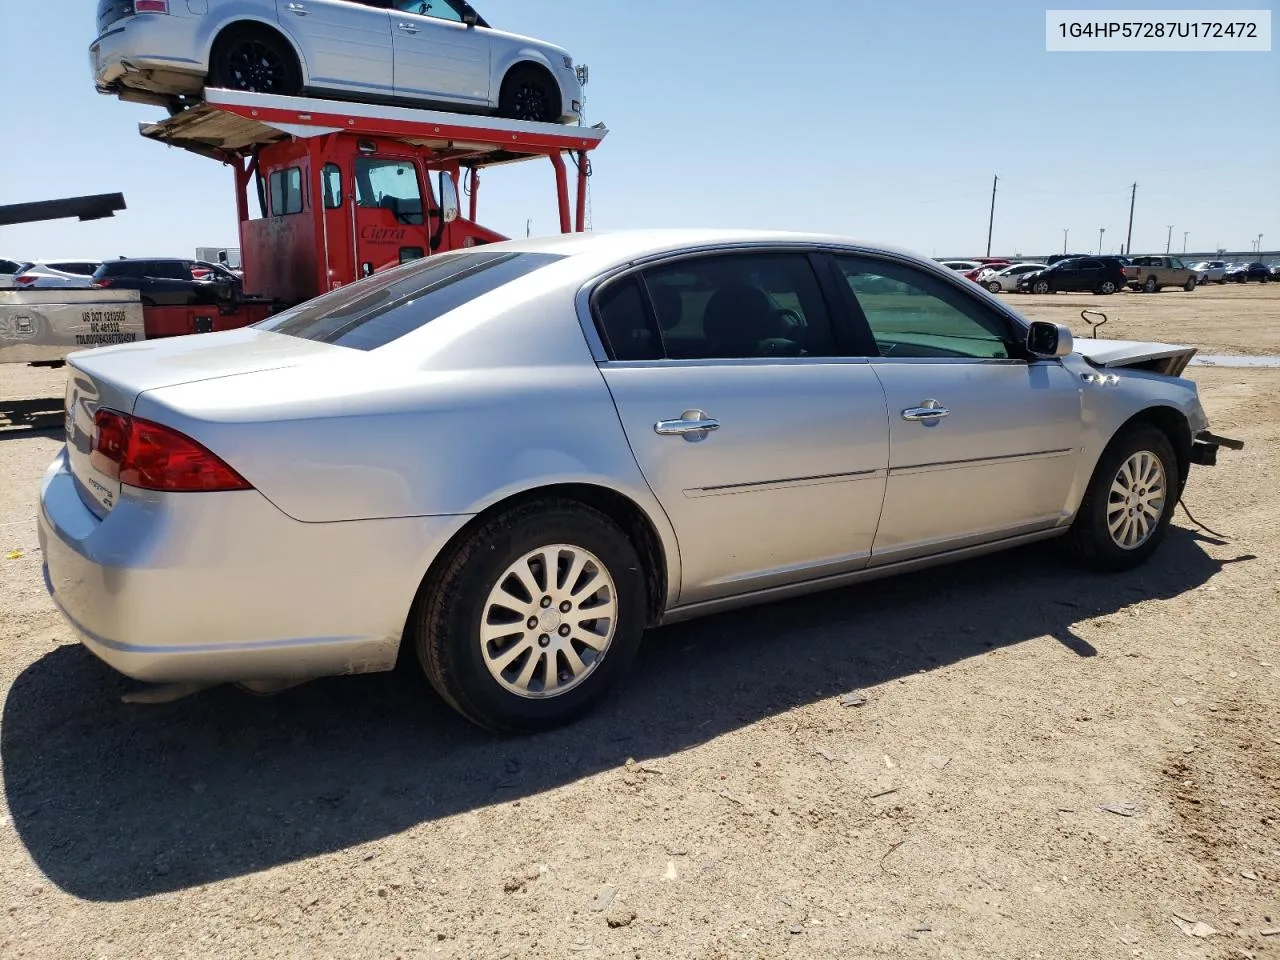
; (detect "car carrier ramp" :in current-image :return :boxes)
[139,88,607,167]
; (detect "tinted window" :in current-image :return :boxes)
[49,262,99,275]
[322,163,343,209]
[835,256,1012,360]
[1077,260,1103,269]
[269,168,303,216]
[256,251,563,350]
[640,254,835,360]
[395,0,463,20]
[594,276,661,361]
[356,158,424,225]
[0,259,25,274]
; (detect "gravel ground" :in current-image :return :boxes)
[1,287,1277,959]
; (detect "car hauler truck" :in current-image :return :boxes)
[3,88,605,364]
[140,88,606,303]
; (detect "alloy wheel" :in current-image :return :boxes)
[226,41,287,93]
[1107,451,1167,550]
[511,81,551,122]
[479,544,617,698]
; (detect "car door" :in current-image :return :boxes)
[591,251,890,606]
[829,254,1083,564]
[389,0,490,104]
[275,0,394,96]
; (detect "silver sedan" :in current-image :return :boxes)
[39,230,1233,731]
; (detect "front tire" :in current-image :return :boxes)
[1184,276,1197,291]
[1032,279,1051,295]
[209,27,301,96]
[1065,424,1178,571]
[498,66,559,123]
[410,499,648,732]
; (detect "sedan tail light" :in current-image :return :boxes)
[133,0,170,12]
[14,275,37,286]
[91,409,252,492]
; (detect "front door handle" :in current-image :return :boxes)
[902,399,950,422]
[287,2,308,14]
[655,410,720,437]
[398,21,420,32]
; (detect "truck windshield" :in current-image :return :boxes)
[255,250,563,350]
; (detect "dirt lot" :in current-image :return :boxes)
[1,286,1277,960]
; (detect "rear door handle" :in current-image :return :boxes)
[287,2,308,14]
[398,21,420,32]
[655,410,720,437]
[902,399,949,422]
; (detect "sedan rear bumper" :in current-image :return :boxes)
[38,449,468,684]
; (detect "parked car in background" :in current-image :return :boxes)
[11,260,104,289]
[1229,262,1271,283]
[39,229,1231,732]
[1125,255,1197,292]
[1045,253,1093,265]
[963,262,1009,282]
[1018,257,1128,295]
[0,258,32,288]
[981,262,1047,293]
[940,260,984,273]
[1269,263,1280,279]
[91,0,584,124]
[92,257,243,305]
[1190,260,1228,284]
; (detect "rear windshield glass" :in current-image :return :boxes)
[255,251,563,350]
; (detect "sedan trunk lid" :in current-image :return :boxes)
[63,328,340,517]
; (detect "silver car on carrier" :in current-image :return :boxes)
[39,230,1237,731]
[91,0,584,123]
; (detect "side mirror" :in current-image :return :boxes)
[438,172,460,223]
[1027,320,1073,358]
[462,6,477,26]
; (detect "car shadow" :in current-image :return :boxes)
[2,528,1232,901]
[0,398,64,439]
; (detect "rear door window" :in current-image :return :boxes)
[256,250,563,350]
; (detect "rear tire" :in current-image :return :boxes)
[410,499,648,733]
[986,280,1002,293]
[1098,280,1117,295]
[1065,423,1178,572]
[209,26,301,96]
[1142,276,1158,293]
[498,65,559,123]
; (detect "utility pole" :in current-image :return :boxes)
[1062,228,1069,254]
[1098,227,1105,254]
[1125,183,1137,256]
[526,218,532,238]
[1258,233,1264,255]
[1183,231,1189,254]
[1166,224,1173,254]
[985,175,998,257]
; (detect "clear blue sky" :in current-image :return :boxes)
[1,0,1275,260]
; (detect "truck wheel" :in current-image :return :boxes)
[1065,423,1177,572]
[1142,276,1157,293]
[410,498,648,732]
[498,66,559,123]
[209,27,301,97]
[1183,276,1197,291]
[1032,279,1051,295]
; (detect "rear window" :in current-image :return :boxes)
[255,250,563,350]
[49,262,100,276]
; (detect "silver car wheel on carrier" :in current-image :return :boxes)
[1107,451,1167,550]
[479,544,618,698]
